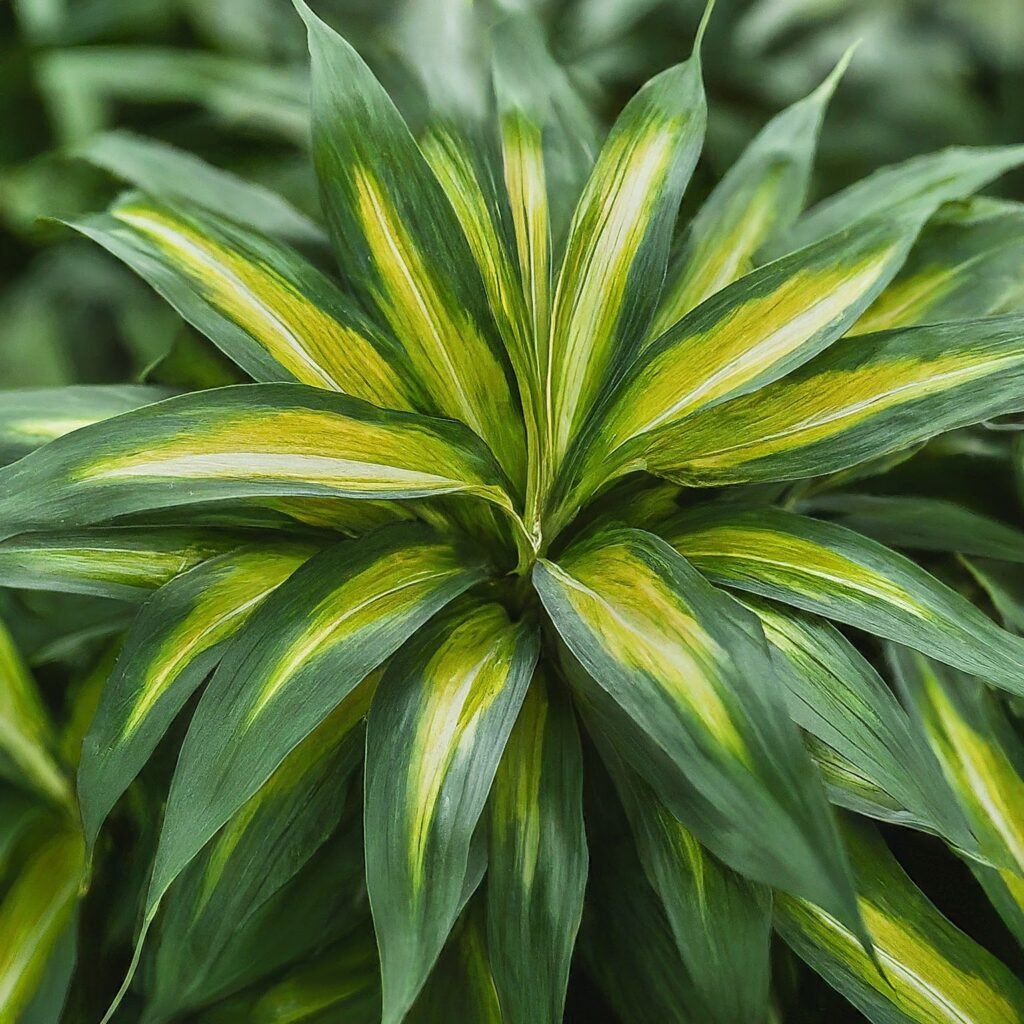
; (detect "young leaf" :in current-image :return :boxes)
[668,507,1024,697]
[364,600,539,1024]
[534,526,861,933]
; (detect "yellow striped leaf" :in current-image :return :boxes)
[890,648,1024,946]
[635,314,1024,487]
[77,541,317,849]
[487,673,587,1024]
[0,618,69,807]
[0,527,251,601]
[852,198,1024,335]
[649,49,851,339]
[0,825,83,1021]
[667,507,1024,697]
[534,527,862,933]
[296,1,526,484]
[73,196,421,411]
[776,821,1024,1024]
[0,384,519,542]
[546,16,708,465]
[365,600,539,1024]
[0,385,172,466]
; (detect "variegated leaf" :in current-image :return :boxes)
[487,673,587,1024]
[890,648,1024,946]
[296,1,526,484]
[649,49,851,338]
[668,507,1024,697]
[0,385,172,466]
[0,384,519,542]
[73,196,421,410]
[78,541,317,849]
[776,821,1024,1024]
[0,527,251,601]
[365,600,539,1024]
[534,526,861,932]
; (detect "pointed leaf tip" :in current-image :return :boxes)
[694,0,716,57]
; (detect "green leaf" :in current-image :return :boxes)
[546,18,707,465]
[744,599,977,850]
[852,199,1024,334]
[77,541,316,850]
[802,494,1024,561]
[772,145,1024,255]
[667,507,1024,697]
[365,600,539,1023]
[76,130,325,246]
[0,527,251,600]
[0,825,83,1022]
[649,49,851,338]
[638,315,1024,487]
[295,1,526,485]
[0,384,519,541]
[889,648,1024,946]
[486,672,587,1024]
[534,526,861,932]
[598,739,773,1024]
[776,821,1024,1024]
[73,197,422,410]
[0,385,172,466]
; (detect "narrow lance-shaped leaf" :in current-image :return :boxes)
[0,385,173,466]
[770,144,1024,256]
[73,197,422,411]
[0,619,69,807]
[546,14,708,466]
[649,48,852,339]
[0,384,519,542]
[534,526,862,933]
[743,598,977,851]
[77,130,326,246]
[889,648,1024,947]
[365,600,539,1024]
[667,507,1024,698]
[637,315,1024,488]
[0,527,252,601]
[597,738,773,1024]
[295,1,526,484]
[146,675,375,1021]
[0,827,83,1021]
[77,541,317,850]
[851,198,1024,334]
[775,821,1024,1024]
[102,525,485,1022]
[486,673,587,1024]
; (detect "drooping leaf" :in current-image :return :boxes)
[78,541,316,849]
[77,130,325,246]
[667,507,1024,697]
[0,384,519,542]
[889,648,1024,946]
[0,527,251,600]
[776,821,1024,1024]
[73,197,422,410]
[851,198,1024,334]
[649,49,852,337]
[598,738,773,1024]
[296,1,526,484]
[744,598,977,850]
[629,314,1024,488]
[0,385,172,465]
[545,16,708,465]
[365,600,539,1024]
[534,526,861,932]
[486,672,587,1024]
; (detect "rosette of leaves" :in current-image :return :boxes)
[4,2,1024,1022]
